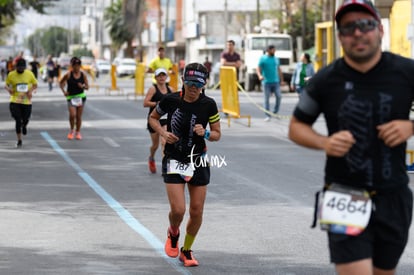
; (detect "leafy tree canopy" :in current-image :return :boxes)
[104,0,135,57]
[0,0,56,28]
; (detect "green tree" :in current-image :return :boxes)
[26,27,81,57]
[122,0,145,60]
[104,0,135,58]
[0,0,57,45]
[72,47,94,58]
[288,8,321,52]
[0,0,56,29]
[26,29,46,57]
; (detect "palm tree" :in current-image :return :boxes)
[0,0,56,29]
[0,0,56,43]
[104,0,135,57]
[122,0,146,61]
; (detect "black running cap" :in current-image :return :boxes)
[335,0,380,23]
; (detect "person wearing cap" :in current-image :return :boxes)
[59,57,89,140]
[143,67,174,174]
[289,0,414,274]
[257,44,285,121]
[149,63,221,267]
[147,46,174,83]
[4,58,38,147]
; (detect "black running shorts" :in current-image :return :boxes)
[162,156,210,186]
[328,184,413,270]
[147,118,167,134]
[67,97,86,108]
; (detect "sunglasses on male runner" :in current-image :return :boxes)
[338,19,379,36]
[184,80,204,88]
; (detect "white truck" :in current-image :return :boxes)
[241,33,295,91]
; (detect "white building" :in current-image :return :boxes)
[181,0,276,66]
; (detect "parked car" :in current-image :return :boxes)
[95,59,111,76]
[115,58,136,77]
[59,56,71,70]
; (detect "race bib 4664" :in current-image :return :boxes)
[319,184,372,236]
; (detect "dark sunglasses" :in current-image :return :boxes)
[184,80,204,88]
[338,19,378,36]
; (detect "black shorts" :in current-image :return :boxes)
[147,118,167,134]
[328,184,413,270]
[67,97,86,107]
[162,156,210,186]
[47,70,54,78]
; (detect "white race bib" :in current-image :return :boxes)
[71,97,83,106]
[16,83,29,93]
[319,184,372,236]
[167,159,194,178]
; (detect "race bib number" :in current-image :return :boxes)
[319,184,372,236]
[71,97,83,106]
[167,159,194,178]
[16,83,29,93]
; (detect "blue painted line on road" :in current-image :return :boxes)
[40,132,191,275]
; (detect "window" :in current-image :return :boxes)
[251,37,291,51]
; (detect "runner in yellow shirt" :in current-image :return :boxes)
[5,58,38,147]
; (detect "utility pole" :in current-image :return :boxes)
[224,0,228,44]
[301,0,307,49]
[158,0,162,46]
[165,0,170,43]
[257,0,260,26]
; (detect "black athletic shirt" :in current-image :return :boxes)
[156,91,220,163]
[293,52,414,190]
[147,84,172,117]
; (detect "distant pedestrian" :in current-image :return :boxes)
[147,46,174,83]
[29,56,40,79]
[6,57,13,75]
[256,45,285,121]
[290,53,315,95]
[0,58,6,81]
[46,55,56,91]
[220,40,242,81]
[4,58,38,147]
[12,51,24,67]
[203,56,212,85]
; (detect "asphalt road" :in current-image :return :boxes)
[0,74,413,274]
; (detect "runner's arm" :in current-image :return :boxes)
[143,86,156,108]
[289,116,355,157]
[207,121,221,141]
[149,108,179,144]
[59,73,69,95]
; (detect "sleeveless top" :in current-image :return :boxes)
[67,71,86,97]
[147,83,172,116]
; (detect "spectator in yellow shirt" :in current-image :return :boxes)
[147,46,174,83]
